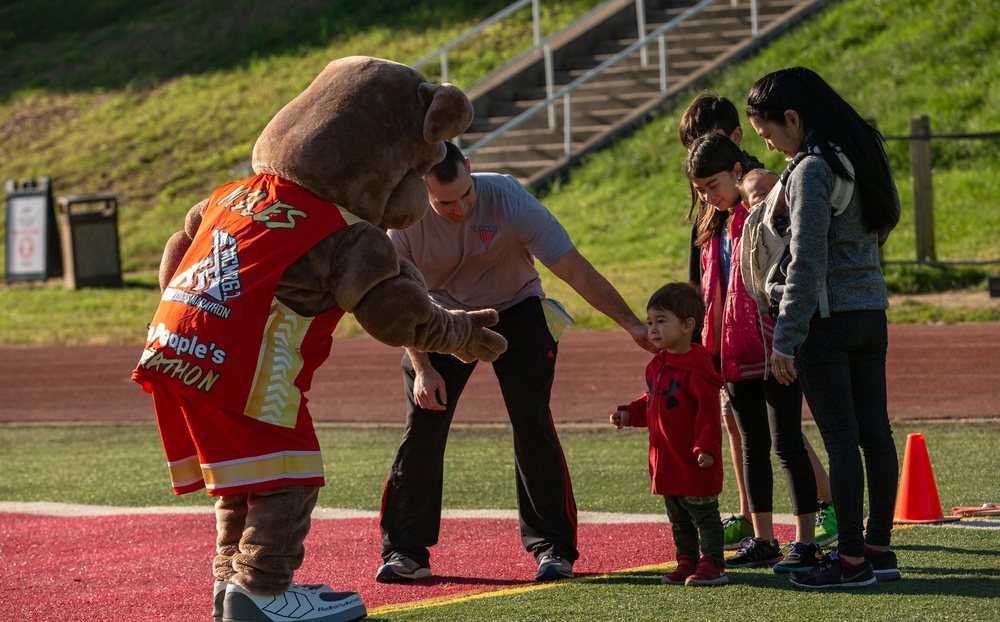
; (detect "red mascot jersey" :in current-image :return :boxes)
[132,174,350,494]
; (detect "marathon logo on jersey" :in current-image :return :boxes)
[161,228,242,319]
[472,225,498,249]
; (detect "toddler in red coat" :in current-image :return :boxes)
[611,282,728,586]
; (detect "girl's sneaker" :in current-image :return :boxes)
[773,542,822,573]
[789,552,877,590]
[684,557,730,586]
[865,548,901,582]
[661,554,697,585]
[722,514,755,550]
[725,537,783,568]
[815,501,839,546]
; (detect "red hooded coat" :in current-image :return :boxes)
[618,344,725,497]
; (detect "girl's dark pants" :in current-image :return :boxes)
[727,371,817,518]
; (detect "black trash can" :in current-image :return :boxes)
[56,193,123,289]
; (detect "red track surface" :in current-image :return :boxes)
[1,324,998,423]
[1,509,794,621]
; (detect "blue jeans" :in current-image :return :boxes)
[796,310,898,558]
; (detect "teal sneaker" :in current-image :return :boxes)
[773,541,821,574]
[815,501,838,546]
[722,515,755,551]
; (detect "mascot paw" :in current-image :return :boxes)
[454,309,507,363]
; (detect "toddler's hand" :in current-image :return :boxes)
[610,410,629,429]
[697,452,715,468]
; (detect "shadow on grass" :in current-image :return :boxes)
[0,0,514,99]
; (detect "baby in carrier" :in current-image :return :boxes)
[739,168,788,235]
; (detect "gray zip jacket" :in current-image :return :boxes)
[772,152,900,357]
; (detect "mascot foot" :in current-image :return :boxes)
[223,583,366,622]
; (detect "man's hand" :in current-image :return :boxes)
[696,452,715,468]
[627,321,657,354]
[409,350,447,411]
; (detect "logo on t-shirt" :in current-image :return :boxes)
[161,228,242,319]
[471,225,498,249]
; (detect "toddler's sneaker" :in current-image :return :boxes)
[223,582,366,622]
[535,553,574,581]
[815,501,839,546]
[865,547,901,582]
[684,557,729,586]
[375,552,432,583]
[789,552,877,590]
[725,537,783,568]
[661,554,697,585]
[722,514,755,550]
[773,541,822,573]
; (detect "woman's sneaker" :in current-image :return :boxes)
[725,537,783,568]
[722,515,755,550]
[661,554,697,585]
[684,557,730,586]
[815,501,839,546]
[789,552,877,590]
[865,548,901,582]
[773,542,822,573]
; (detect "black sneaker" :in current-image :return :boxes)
[789,552,877,590]
[375,552,432,583]
[865,549,901,582]
[725,537,783,568]
[535,553,574,581]
[773,541,822,574]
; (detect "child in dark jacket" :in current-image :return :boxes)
[611,282,728,586]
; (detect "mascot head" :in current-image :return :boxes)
[252,56,474,230]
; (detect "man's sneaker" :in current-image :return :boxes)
[815,501,839,546]
[773,542,822,574]
[865,548,901,582]
[684,557,730,586]
[722,515,755,550]
[725,537,783,568]
[375,553,432,583]
[661,554,697,585]
[535,553,574,581]
[223,582,366,622]
[789,552,877,590]
[214,580,227,622]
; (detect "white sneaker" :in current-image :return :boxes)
[223,582,366,622]
[535,553,574,581]
[213,580,227,622]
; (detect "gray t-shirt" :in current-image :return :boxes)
[389,172,574,312]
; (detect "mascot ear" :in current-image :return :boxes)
[419,82,474,143]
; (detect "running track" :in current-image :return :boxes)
[1,324,998,423]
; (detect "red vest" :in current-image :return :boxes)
[133,174,348,427]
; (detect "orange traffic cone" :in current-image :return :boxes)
[893,433,961,524]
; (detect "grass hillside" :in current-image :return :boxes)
[1,0,999,346]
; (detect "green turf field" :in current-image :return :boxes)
[2,420,997,620]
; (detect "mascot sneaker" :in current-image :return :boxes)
[223,582,366,622]
[214,580,227,622]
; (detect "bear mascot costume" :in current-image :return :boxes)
[132,56,507,622]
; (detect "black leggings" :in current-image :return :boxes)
[727,375,817,517]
